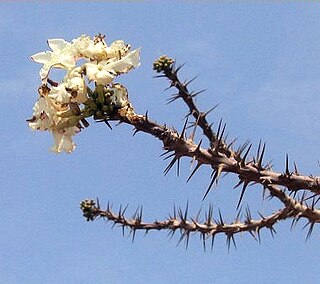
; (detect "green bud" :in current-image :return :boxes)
[153,55,174,72]
[95,84,105,95]
[94,110,104,119]
[80,199,96,221]
[95,84,105,105]
[83,99,98,111]
[104,96,111,104]
[106,105,114,113]
[101,105,109,112]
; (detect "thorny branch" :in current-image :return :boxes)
[82,56,320,247]
[80,199,294,250]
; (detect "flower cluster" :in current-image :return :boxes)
[80,199,98,221]
[27,34,140,153]
[153,55,174,73]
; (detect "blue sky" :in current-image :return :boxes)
[1,2,320,283]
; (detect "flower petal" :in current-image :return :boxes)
[39,66,50,81]
[31,51,53,64]
[107,40,130,59]
[95,70,115,85]
[47,38,70,53]
[50,127,78,153]
[106,48,140,74]
[28,97,56,131]
[49,84,71,104]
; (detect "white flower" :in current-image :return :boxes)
[84,48,141,85]
[106,40,130,59]
[28,96,57,131]
[85,62,117,85]
[48,67,87,104]
[72,35,108,61]
[65,67,87,103]
[31,39,77,81]
[107,48,140,73]
[67,76,87,103]
[48,84,71,104]
[29,34,141,154]
[50,126,80,154]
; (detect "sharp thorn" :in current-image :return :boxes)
[153,74,167,78]
[194,139,203,153]
[175,63,186,73]
[218,123,226,146]
[131,229,136,243]
[166,94,181,104]
[132,128,140,137]
[187,162,202,182]
[236,182,249,210]
[246,206,252,221]
[159,150,173,158]
[227,138,237,150]
[145,110,149,122]
[206,204,214,225]
[285,154,290,176]
[163,156,178,176]
[103,119,112,130]
[191,89,206,98]
[294,161,299,175]
[218,209,224,226]
[237,140,250,157]
[269,226,276,238]
[241,143,252,167]
[249,231,258,242]
[256,140,262,161]
[258,142,266,167]
[202,166,223,201]
[163,152,176,160]
[185,75,198,86]
[172,204,177,219]
[180,117,189,139]
[216,119,223,139]
[201,233,206,252]
[96,198,100,209]
[204,104,219,117]
[203,176,216,201]
[233,179,243,189]
[184,201,189,221]
[210,234,216,252]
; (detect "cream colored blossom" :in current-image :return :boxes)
[106,48,140,73]
[47,67,87,105]
[31,39,77,81]
[65,67,87,104]
[48,84,71,104]
[72,35,131,62]
[67,76,87,103]
[72,35,108,61]
[85,62,117,85]
[29,34,141,154]
[85,48,140,85]
[50,126,80,153]
[106,40,130,59]
[28,96,57,131]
